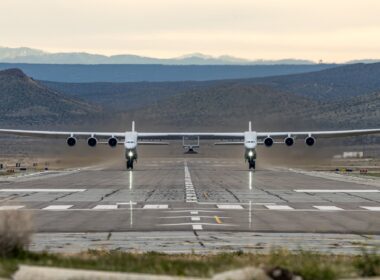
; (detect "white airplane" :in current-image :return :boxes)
[1,121,380,170]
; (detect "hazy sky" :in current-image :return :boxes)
[1,0,380,62]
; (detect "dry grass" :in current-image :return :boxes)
[0,210,33,257]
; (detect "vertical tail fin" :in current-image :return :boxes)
[248,121,252,132]
[132,121,135,132]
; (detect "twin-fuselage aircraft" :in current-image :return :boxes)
[1,121,380,170]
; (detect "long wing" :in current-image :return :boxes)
[137,132,244,140]
[257,128,380,139]
[0,129,125,139]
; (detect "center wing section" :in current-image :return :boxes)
[137,132,244,141]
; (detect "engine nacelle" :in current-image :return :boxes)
[87,137,97,147]
[108,137,118,148]
[284,137,294,146]
[305,136,316,146]
[66,137,77,147]
[264,137,274,147]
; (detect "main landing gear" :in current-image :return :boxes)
[248,159,256,170]
[126,159,134,170]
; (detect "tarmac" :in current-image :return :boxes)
[1,157,380,253]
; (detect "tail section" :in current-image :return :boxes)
[248,121,252,132]
[132,121,135,132]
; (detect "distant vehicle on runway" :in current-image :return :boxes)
[1,122,380,170]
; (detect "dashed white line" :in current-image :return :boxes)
[313,206,344,211]
[191,216,201,221]
[93,205,118,210]
[217,204,244,209]
[0,205,25,210]
[143,204,169,209]
[360,206,380,211]
[266,205,294,210]
[43,205,73,210]
[192,224,203,230]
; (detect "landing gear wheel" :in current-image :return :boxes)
[126,160,134,170]
[248,160,256,170]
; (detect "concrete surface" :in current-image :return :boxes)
[1,158,380,253]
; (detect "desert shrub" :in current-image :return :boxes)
[0,210,33,257]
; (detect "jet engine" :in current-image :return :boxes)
[264,137,274,147]
[87,137,97,147]
[305,136,316,146]
[284,137,294,146]
[108,137,118,147]
[66,137,77,147]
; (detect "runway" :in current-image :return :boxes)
[1,158,380,253]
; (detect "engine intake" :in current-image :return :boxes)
[87,137,97,147]
[305,136,316,146]
[108,137,118,147]
[285,137,294,146]
[264,137,274,147]
[66,137,77,147]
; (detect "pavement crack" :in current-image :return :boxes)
[100,189,120,201]
[262,189,288,203]
[222,187,240,202]
[50,192,73,202]
[144,189,156,202]
[192,230,206,248]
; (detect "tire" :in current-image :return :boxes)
[130,160,134,170]
[248,160,256,170]
[126,161,130,170]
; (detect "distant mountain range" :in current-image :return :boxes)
[0,46,316,65]
[2,64,380,135]
[0,63,336,83]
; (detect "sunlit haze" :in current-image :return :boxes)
[1,0,380,62]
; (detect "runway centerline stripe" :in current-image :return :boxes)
[0,189,86,192]
[184,161,198,203]
[192,224,203,230]
[43,205,73,210]
[0,205,24,210]
[191,216,201,221]
[313,206,344,211]
[295,189,380,193]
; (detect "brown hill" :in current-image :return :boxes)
[0,68,100,126]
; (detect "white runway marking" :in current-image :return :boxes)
[184,161,198,203]
[191,216,200,221]
[192,224,203,230]
[295,189,380,193]
[0,205,24,210]
[43,205,73,210]
[0,189,86,192]
[190,211,198,215]
[360,206,380,211]
[93,205,118,210]
[266,205,294,210]
[143,204,169,209]
[217,204,244,209]
[313,206,344,211]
